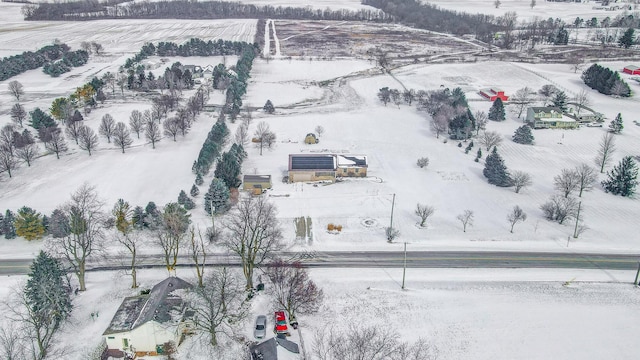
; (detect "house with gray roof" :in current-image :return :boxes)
[103,277,193,358]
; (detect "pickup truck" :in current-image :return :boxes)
[274,311,288,334]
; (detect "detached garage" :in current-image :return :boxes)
[288,154,336,183]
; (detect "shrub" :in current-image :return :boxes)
[417,157,429,168]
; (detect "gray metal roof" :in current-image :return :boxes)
[103,277,192,335]
[244,174,272,182]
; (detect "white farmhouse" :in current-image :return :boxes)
[103,277,193,358]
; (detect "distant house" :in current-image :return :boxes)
[243,175,272,195]
[288,154,336,183]
[304,133,319,144]
[479,88,509,101]
[182,65,203,78]
[526,107,578,129]
[336,155,368,177]
[249,337,300,360]
[623,65,640,75]
[203,64,214,77]
[103,277,193,358]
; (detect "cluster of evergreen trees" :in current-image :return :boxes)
[581,63,631,97]
[42,49,89,77]
[193,121,229,176]
[0,43,69,81]
[24,0,389,22]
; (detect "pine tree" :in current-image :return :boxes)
[131,206,145,230]
[144,201,162,230]
[25,251,72,358]
[214,151,242,188]
[618,28,635,49]
[49,208,70,238]
[512,125,534,144]
[204,178,230,215]
[195,172,204,186]
[608,113,623,134]
[190,184,200,197]
[488,98,505,121]
[551,91,568,111]
[183,197,195,210]
[178,190,189,205]
[263,99,275,114]
[15,206,45,240]
[601,156,638,197]
[2,210,17,239]
[483,147,511,187]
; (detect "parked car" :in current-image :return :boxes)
[586,122,603,127]
[254,315,267,339]
[274,311,288,334]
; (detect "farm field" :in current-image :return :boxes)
[1,3,640,359]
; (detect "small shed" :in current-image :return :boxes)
[479,88,509,101]
[623,65,640,75]
[243,175,272,194]
[304,133,319,144]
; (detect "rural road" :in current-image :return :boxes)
[1,251,639,275]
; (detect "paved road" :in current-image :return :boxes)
[1,251,639,275]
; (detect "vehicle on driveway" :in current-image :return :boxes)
[254,315,267,339]
[274,311,288,335]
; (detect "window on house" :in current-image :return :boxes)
[355,168,359,173]
[123,338,129,349]
[108,336,115,339]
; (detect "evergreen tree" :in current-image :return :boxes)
[263,99,275,114]
[183,197,195,210]
[601,156,638,197]
[0,213,3,236]
[131,206,145,230]
[144,201,162,229]
[190,184,200,197]
[483,147,511,187]
[29,108,56,130]
[3,210,17,239]
[178,190,189,205]
[512,125,534,144]
[214,151,242,188]
[488,98,505,121]
[618,28,635,49]
[49,208,70,238]
[15,206,45,240]
[204,178,230,215]
[608,113,623,134]
[551,91,568,111]
[25,251,72,359]
[195,172,204,186]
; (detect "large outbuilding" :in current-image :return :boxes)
[623,65,640,75]
[479,87,509,101]
[287,154,368,182]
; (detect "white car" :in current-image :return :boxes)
[254,315,267,339]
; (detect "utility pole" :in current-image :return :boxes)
[401,242,407,290]
[573,201,582,239]
[210,200,215,234]
[634,261,640,286]
[389,193,396,231]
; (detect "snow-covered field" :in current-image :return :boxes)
[2,3,640,359]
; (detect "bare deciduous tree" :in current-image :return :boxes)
[10,103,27,127]
[265,260,323,321]
[15,143,38,167]
[511,170,532,193]
[223,196,283,289]
[510,87,535,119]
[129,110,145,139]
[573,89,590,115]
[234,123,249,147]
[254,121,275,156]
[145,119,161,149]
[42,128,67,159]
[189,267,247,346]
[0,324,24,360]
[112,122,133,153]
[112,199,138,288]
[479,130,502,150]
[540,195,578,224]
[8,81,24,101]
[574,163,597,197]
[554,168,580,198]
[457,210,474,232]
[315,125,325,138]
[189,226,207,288]
[158,203,190,275]
[98,114,115,143]
[163,118,180,141]
[415,204,435,227]
[77,125,99,156]
[594,132,615,173]
[507,205,527,233]
[312,324,435,360]
[475,110,488,135]
[53,184,105,291]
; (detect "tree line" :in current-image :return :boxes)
[0,43,68,81]
[22,0,390,22]
[581,63,631,97]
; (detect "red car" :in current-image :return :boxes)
[274,311,288,334]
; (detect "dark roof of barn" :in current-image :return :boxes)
[289,154,335,171]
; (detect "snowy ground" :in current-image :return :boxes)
[2,6,640,360]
